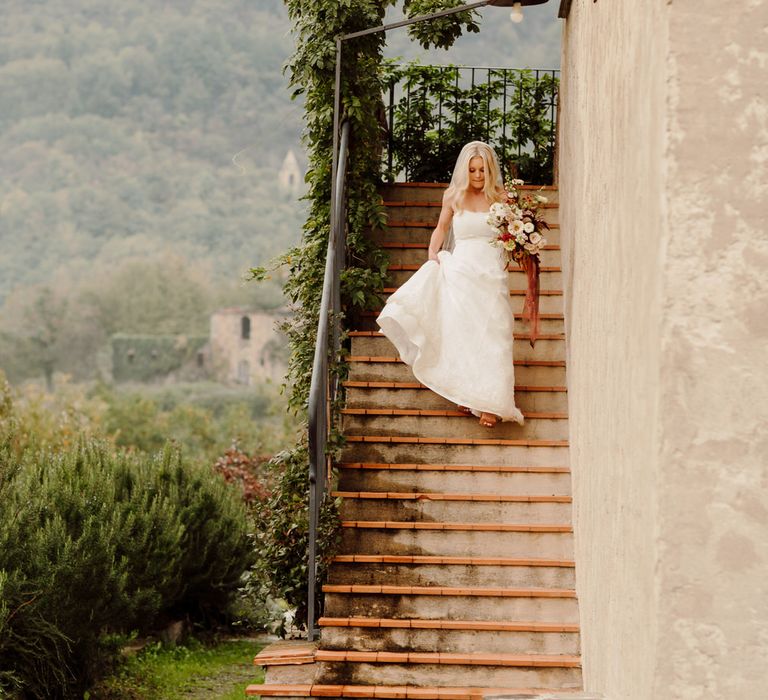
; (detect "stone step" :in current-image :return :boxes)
[351,313,561,337]
[248,684,586,699]
[337,463,571,494]
[378,182,559,204]
[380,242,562,268]
[343,382,568,413]
[380,204,559,227]
[372,288,563,315]
[378,182,448,203]
[312,652,581,688]
[335,492,572,524]
[327,555,576,589]
[322,586,578,624]
[319,620,580,655]
[349,331,565,362]
[340,439,569,468]
[255,643,319,686]
[341,409,569,441]
[338,522,574,559]
[372,223,561,247]
[385,266,563,289]
[345,356,566,385]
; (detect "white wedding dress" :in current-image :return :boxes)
[376,208,524,424]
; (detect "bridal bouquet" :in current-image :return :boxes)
[487,179,550,347]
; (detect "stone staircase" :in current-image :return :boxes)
[247,182,583,699]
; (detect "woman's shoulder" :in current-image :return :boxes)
[441,189,457,213]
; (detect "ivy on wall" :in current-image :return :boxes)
[111,334,209,383]
[247,0,482,628]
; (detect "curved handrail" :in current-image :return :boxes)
[306,120,350,640]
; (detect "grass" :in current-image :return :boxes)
[90,637,265,700]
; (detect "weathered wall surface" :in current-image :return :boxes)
[559,0,768,698]
[655,0,768,697]
[558,0,667,697]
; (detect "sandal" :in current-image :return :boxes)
[479,412,498,428]
[457,404,473,414]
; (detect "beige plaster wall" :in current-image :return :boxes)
[559,1,667,697]
[560,0,768,698]
[655,0,768,696]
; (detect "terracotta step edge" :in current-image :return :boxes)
[339,521,573,533]
[341,408,568,419]
[380,287,563,295]
[331,491,571,503]
[330,554,575,566]
[343,436,569,446]
[317,617,580,632]
[343,359,567,368]
[322,584,576,597]
[383,182,557,189]
[380,242,561,250]
[382,200,558,209]
[342,379,568,394]
[386,264,562,272]
[348,331,564,339]
[255,643,317,667]
[385,221,561,230]
[248,684,582,699]
[336,463,570,473]
[313,650,581,667]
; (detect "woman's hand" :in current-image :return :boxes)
[426,192,453,266]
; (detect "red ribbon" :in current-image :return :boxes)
[519,254,540,347]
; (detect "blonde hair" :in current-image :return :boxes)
[444,141,505,212]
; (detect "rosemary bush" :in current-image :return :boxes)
[0,394,254,699]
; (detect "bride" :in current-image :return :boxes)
[376,141,524,428]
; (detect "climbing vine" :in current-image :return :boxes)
[247,0,483,630]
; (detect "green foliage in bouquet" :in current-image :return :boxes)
[246,0,482,631]
[0,386,254,698]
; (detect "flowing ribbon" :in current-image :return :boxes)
[519,254,540,348]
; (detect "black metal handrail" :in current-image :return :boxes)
[306,120,350,641]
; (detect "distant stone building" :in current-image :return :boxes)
[109,309,287,386]
[278,150,302,194]
[208,307,287,386]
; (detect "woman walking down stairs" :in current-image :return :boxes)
[247,182,583,699]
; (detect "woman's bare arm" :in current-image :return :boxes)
[428,191,454,263]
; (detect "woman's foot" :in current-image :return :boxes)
[479,412,498,428]
[457,404,472,414]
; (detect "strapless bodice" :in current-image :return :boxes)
[452,209,493,242]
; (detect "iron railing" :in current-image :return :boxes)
[306,120,350,641]
[383,64,560,184]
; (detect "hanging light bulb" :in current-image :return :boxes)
[510,2,524,22]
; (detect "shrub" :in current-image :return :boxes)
[245,442,342,633]
[0,426,254,698]
[213,444,271,505]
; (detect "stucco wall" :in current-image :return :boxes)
[655,1,768,696]
[560,0,768,698]
[559,1,667,697]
